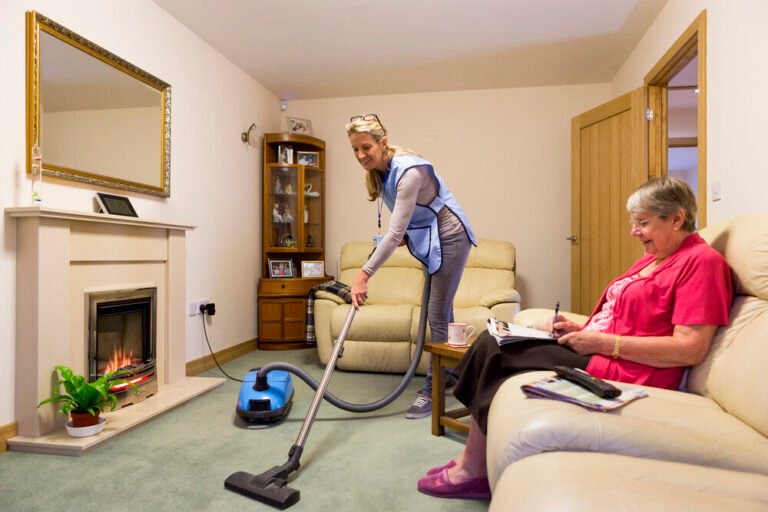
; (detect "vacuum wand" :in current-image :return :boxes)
[226,268,431,509]
[295,306,355,447]
[224,307,357,509]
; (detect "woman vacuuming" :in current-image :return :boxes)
[346,114,476,419]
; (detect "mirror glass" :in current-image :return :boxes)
[28,12,171,197]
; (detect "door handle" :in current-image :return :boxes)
[566,236,577,242]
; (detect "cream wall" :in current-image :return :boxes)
[0,0,281,426]
[288,83,611,313]
[612,0,768,222]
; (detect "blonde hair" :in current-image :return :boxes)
[626,177,698,232]
[346,116,419,201]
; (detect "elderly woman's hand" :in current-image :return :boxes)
[547,315,583,338]
[557,329,611,356]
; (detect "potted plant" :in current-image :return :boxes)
[37,365,137,433]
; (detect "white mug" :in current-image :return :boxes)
[447,323,475,347]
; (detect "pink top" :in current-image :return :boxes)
[584,232,733,390]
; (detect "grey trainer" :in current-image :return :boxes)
[405,395,432,419]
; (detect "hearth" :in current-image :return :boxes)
[86,288,158,407]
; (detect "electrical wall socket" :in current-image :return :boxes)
[188,299,210,316]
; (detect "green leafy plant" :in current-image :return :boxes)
[37,365,137,416]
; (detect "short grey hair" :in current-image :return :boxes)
[626,177,697,232]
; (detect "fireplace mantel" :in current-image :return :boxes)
[6,206,224,455]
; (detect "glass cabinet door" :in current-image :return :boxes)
[268,164,299,249]
[302,167,323,251]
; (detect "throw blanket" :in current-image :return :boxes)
[305,280,352,345]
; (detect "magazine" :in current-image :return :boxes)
[520,375,648,412]
[486,317,557,346]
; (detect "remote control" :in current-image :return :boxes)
[553,366,622,399]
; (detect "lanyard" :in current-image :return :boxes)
[378,162,391,235]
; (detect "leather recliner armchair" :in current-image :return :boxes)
[313,239,521,373]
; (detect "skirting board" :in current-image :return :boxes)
[186,338,258,376]
[1,422,18,453]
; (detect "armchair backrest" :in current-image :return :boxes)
[690,214,768,437]
[454,239,516,308]
[339,241,424,305]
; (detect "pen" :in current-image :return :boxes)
[551,301,560,337]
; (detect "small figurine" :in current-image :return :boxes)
[274,177,283,194]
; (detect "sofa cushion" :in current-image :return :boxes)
[690,214,768,438]
[490,452,768,512]
[486,371,768,489]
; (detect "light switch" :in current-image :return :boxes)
[711,180,722,202]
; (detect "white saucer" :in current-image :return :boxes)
[446,343,468,348]
[65,416,106,437]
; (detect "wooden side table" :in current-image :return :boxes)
[424,342,471,436]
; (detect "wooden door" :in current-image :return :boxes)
[570,87,662,314]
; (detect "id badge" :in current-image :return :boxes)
[372,235,383,247]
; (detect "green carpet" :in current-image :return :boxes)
[0,349,487,511]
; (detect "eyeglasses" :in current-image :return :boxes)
[629,214,660,230]
[350,113,385,131]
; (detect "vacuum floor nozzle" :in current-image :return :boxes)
[224,471,300,510]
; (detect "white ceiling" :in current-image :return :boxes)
[152,0,669,100]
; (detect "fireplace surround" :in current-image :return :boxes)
[6,206,225,455]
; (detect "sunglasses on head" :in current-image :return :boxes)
[350,113,385,131]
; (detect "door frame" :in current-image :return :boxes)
[645,10,707,226]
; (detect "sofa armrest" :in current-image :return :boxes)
[479,288,521,308]
[315,290,348,305]
[513,308,589,331]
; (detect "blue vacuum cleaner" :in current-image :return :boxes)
[235,368,294,423]
[225,269,432,509]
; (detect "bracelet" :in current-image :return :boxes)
[611,335,622,360]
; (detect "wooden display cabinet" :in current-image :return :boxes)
[258,133,329,350]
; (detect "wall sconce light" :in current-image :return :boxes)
[241,123,258,146]
[280,99,288,111]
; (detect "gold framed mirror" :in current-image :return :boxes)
[27,11,172,197]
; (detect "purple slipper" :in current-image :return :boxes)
[417,469,491,500]
[426,459,456,476]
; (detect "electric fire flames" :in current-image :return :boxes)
[105,347,137,375]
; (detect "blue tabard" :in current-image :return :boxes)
[382,153,476,274]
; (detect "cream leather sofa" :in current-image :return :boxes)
[313,239,520,373]
[487,214,768,511]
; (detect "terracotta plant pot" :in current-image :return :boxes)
[70,411,100,428]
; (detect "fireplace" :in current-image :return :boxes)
[86,288,158,408]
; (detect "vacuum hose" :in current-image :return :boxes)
[255,267,432,413]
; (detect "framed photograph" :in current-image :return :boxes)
[277,145,294,164]
[301,260,325,278]
[287,117,313,135]
[95,192,138,217]
[268,259,294,278]
[297,151,319,167]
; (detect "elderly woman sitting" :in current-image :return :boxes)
[418,177,733,500]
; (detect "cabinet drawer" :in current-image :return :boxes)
[259,277,328,296]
